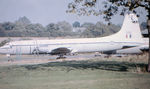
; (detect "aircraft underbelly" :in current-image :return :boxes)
[71,43,122,52]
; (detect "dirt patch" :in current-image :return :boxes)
[0,57,88,66]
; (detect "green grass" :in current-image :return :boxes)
[0,60,150,89]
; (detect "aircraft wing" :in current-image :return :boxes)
[38,45,76,55]
[139,45,149,52]
[50,47,71,55]
[102,45,139,54]
[122,46,137,49]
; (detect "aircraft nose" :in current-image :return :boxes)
[0,48,7,54]
[0,48,4,54]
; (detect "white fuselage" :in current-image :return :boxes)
[0,36,144,55]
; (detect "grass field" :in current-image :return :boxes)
[0,58,150,89]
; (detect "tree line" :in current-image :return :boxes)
[0,16,146,38]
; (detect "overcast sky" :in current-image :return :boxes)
[0,0,148,26]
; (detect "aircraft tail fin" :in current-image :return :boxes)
[113,13,143,42]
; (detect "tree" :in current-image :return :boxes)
[15,16,31,25]
[57,21,73,36]
[46,23,60,37]
[141,22,147,30]
[80,22,120,37]
[0,23,6,36]
[67,0,150,72]
[73,21,80,28]
[25,23,46,37]
[81,22,95,37]
[2,22,15,30]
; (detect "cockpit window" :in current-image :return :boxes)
[0,42,12,49]
[0,40,11,47]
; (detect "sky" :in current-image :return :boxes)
[0,0,148,26]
